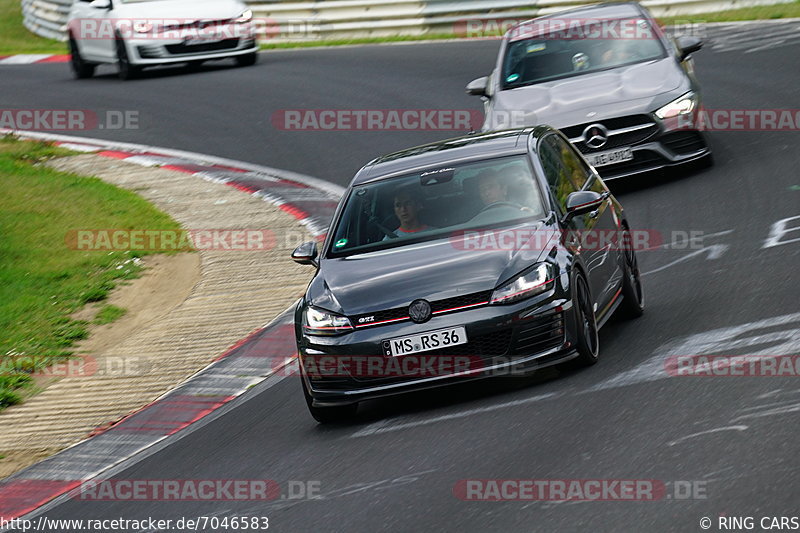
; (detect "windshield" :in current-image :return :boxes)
[501,17,666,89]
[328,155,546,257]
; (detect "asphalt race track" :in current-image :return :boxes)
[2,28,800,532]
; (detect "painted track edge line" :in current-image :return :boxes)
[0,129,345,198]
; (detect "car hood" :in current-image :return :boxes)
[487,58,687,129]
[114,0,247,20]
[308,221,556,316]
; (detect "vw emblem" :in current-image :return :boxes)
[408,299,432,324]
[583,123,609,149]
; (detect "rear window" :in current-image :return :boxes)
[328,155,546,257]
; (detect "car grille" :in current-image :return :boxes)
[137,45,163,59]
[512,312,564,355]
[164,38,240,55]
[161,19,234,32]
[661,131,707,155]
[351,290,493,327]
[565,115,659,153]
[422,329,512,358]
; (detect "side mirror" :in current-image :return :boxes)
[676,35,703,61]
[90,0,111,8]
[466,76,489,97]
[291,241,318,267]
[562,190,604,224]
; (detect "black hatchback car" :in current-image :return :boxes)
[466,2,712,179]
[292,127,644,422]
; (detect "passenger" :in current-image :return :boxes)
[384,187,432,239]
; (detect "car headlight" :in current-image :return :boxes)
[490,263,555,305]
[655,92,697,119]
[235,9,253,24]
[303,306,354,335]
[133,21,153,34]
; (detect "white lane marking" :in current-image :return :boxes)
[732,401,800,422]
[0,54,53,64]
[764,215,800,248]
[642,243,729,276]
[57,142,100,152]
[352,312,800,438]
[710,26,800,47]
[350,392,561,438]
[123,155,164,167]
[745,38,788,53]
[660,229,734,249]
[589,311,800,392]
[641,229,733,276]
[667,425,748,447]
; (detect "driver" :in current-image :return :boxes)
[601,39,639,65]
[475,166,536,216]
[478,169,509,206]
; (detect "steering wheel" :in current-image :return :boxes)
[477,201,525,214]
[368,215,399,239]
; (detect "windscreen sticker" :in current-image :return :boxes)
[506,73,520,83]
[335,238,348,248]
[526,43,546,53]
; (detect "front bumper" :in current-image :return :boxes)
[564,113,711,180]
[297,291,581,407]
[127,36,258,65]
[588,131,711,180]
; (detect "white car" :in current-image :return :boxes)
[67,0,259,79]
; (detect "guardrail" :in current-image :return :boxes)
[21,0,796,43]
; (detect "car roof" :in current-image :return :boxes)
[351,127,551,186]
[507,2,645,41]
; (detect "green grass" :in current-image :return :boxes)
[93,304,127,325]
[0,0,64,54]
[0,135,182,409]
[659,0,800,23]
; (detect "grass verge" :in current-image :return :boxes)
[0,0,64,55]
[93,304,127,325]
[0,135,182,410]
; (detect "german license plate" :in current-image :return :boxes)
[383,326,467,357]
[586,147,633,167]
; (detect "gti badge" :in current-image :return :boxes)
[408,299,432,323]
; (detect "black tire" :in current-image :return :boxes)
[116,35,141,80]
[301,378,357,423]
[572,272,599,367]
[235,52,258,67]
[619,229,645,319]
[69,37,95,79]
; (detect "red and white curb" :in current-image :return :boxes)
[2,130,344,237]
[0,132,340,522]
[0,54,69,65]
